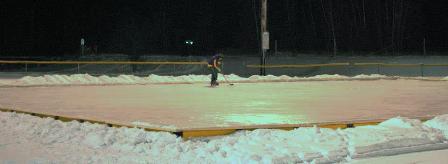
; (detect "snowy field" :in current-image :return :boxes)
[1,111,448,163]
[1,73,448,163]
[0,73,447,87]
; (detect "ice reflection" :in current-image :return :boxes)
[222,113,304,125]
[244,101,271,107]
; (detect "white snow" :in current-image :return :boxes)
[0,74,445,87]
[425,115,448,138]
[1,111,448,163]
[344,117,447,159]
[352,74,389,80]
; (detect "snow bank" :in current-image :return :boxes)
[344,117,447,159]
[425,115,448,138]
[0,74,443,87]
[1,111,448,163]
[352,74,389,80]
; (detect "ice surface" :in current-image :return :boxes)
[0,80,447,130]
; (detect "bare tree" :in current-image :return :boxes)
[320,0,337,56]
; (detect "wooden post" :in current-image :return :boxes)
[377,64,380,74]
[80,38,85,56]
[173,64,176,75]
[420,64,424,77]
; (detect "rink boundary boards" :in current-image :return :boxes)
[1,60,447,77]
[0,107,434,138]
[2,60,447,68]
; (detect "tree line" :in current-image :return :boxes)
[0,0,446,56]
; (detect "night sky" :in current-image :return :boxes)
[1,0,448,56]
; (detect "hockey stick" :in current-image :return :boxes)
[222,73,234,86]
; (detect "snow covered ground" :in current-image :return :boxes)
[1,111,448,163]
[0,73,446,87]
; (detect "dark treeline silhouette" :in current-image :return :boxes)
[1,0,447,56]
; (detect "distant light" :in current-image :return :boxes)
[184,40,194,45]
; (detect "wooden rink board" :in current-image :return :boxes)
[0,107,434,138]
[1,80,447,138]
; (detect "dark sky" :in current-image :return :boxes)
[1,0,448,56]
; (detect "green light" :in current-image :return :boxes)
[184,40,194,45]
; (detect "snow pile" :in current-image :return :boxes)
[352,74,390,80]
[443,76,448,80]
[218,128,349,163]
[12,74,212,86]
[305,74,350,80]
[425,115,448,138]
[344,117,447,159]
[247,74,352,82]
[0,74,438,87]
[247,74,296,82]
[1,111,448,163]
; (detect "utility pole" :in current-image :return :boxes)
[80,38,85,56]
[260,0,269,76]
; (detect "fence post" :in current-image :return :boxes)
[77,63,80,74]
[173,64,176,75]
[348,62,353,76]
[25,63,28,72]
[377,64,380,74]
[420,64,424,77]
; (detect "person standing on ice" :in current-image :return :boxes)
[208,53,223,86]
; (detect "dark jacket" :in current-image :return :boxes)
[207,55,222,68]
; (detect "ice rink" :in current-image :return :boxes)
[1,79,447,131]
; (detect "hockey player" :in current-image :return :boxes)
[207,54,223,86]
